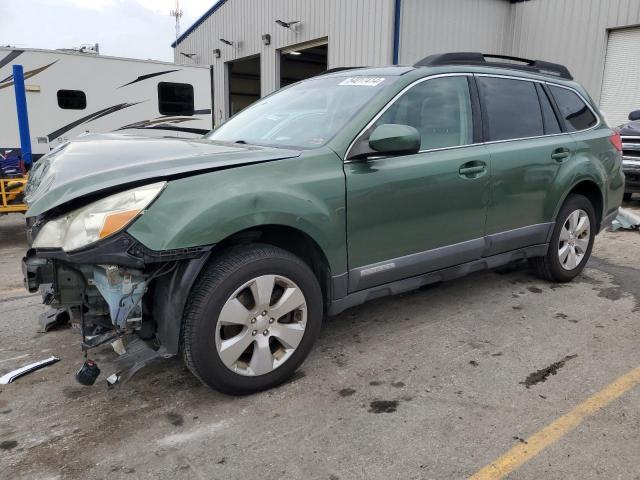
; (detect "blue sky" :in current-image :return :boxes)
[0,0,216,61]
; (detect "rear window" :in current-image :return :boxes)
[158,82,194,116]
[477,77,544,141]
[549,86,597,132]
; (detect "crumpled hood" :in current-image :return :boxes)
[618,120,640,136]
[25,133,301,217]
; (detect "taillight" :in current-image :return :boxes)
[609,132,623,152]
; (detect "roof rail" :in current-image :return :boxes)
[321,66,366,75]
[414,52,573,80]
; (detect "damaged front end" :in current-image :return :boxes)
[23,238,211,386]
[22,179,212,386]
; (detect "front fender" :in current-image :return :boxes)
[128,150,347,275]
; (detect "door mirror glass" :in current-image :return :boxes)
[629,109,640,121]
[368,124,420,155]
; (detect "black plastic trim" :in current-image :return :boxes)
[328,244,549,315]
[153,253,212,355]
[349,238,485,292]
[32,231,212,268]
[467,75,484,144]
[415,52,573,80]
[541,83,568,134]
[346,223,554,294]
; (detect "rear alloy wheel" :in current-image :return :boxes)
[182,244,322,395]
[557,209,590,271]
[529,194,596,283]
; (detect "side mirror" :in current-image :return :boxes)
[629,109,640,121]
[368,124,421,155]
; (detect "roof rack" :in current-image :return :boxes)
[321,66,366,75]
[414,52,573,80]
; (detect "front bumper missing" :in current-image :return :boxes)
[22,234,212,386]
[22,249,158,386]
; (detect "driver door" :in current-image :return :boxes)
[344,75,491,292]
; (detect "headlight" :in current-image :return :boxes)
[33,182,166,252]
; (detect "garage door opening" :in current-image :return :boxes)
[600,27,640,127]
[280,41,328,88]
[227,55,260,116]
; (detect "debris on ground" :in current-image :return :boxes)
[37,308,70,333]
[0,356,60,384]
[520,354,578,388]
[611,208,640,231]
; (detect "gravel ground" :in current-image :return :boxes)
[0,201,639,480]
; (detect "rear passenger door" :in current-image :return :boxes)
[478,75,576,255]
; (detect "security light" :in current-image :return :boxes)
[262,34,271,45]
[213,48,221,58]
[275,20,300,30]
[219,38,234,47]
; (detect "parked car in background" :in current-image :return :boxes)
[618,109,640,201]
[22,53,624,395]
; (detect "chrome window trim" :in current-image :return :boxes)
[344,72,602,163]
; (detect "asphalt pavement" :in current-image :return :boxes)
[1,202,639,480]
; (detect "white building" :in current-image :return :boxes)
[173,0,640,127]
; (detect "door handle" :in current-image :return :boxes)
[459,161,487,178]
[551,148,571,162]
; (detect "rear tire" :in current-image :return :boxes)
[623,192,633,201]
[182,244,323,395]
[529,194,596,283]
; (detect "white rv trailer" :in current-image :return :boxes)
[0,47,212,161]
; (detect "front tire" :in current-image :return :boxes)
[182,244,323,395]
[623,192,633,201]
[529,194,596,283]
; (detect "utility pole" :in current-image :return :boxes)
[170,0,183,45]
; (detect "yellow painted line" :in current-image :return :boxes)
[469,366,640,480]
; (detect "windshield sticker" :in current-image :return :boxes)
[338,77,385,87]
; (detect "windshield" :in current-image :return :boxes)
[206,75,396,149]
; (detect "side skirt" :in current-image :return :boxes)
[327,243,548,316]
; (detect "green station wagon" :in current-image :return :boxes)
[23,53,624,394]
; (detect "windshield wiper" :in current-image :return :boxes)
[234,140,248,144]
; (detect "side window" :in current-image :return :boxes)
[536,84,562,135]
[57,90,86,110]
[477,77,544,141]
[549,85,597,132]
[158,82,194,116]
[374,76,473,150]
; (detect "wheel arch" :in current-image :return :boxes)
[211,224,335,301]
[554,179,604,230]
[151,224,337,356]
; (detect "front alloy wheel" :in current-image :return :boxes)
[216,275,307,376]
[182,244,322,395]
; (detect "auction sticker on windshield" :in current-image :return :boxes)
[338,77,385,87]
